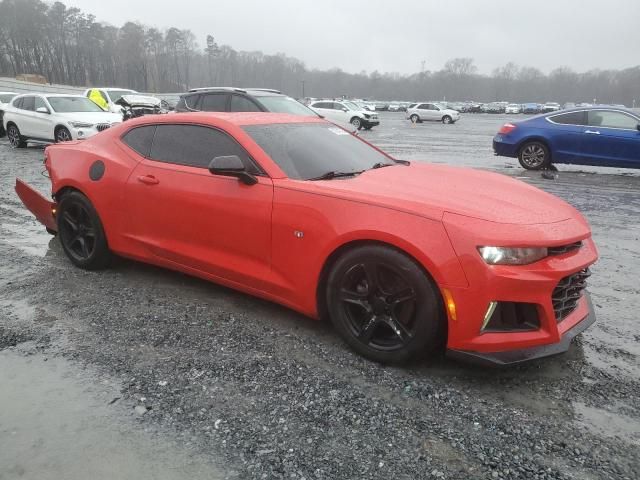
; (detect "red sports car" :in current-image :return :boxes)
[16,112,598,365]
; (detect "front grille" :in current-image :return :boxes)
[552,268,590,322]
[96,123,111,132]
[549,241,582,256]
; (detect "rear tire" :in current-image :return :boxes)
[57,191,111,270]
[326,245,444,364]
[410,114,420,124]
[7,124,27,148]
[518,141,551,170]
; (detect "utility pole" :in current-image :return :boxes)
[421,60,426,73]
[301,79,306,98]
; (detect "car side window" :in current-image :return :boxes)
[184,94,201,110]
[417,103,429,110]
[13,97,23,109]
[34,97,47,112]
[200,94,228,112]
[21,96,35,111]
[549,111,587,125]
[312,102,330,109]
[588,111,638,130]
[149,124,261,174]
[122,125,157,157]
[230,95,261,112]
[333,103,347,111]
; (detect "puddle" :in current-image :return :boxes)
[0,350,228,479]
[0,221,51,256]
[573,401,640,445]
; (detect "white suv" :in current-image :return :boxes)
[308,100,380,130]
[3,93,123,147]
[406,102,461,124]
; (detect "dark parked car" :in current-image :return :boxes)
[176,87,319,116]
[493,107,640,169]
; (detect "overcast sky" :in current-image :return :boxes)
[67,0,640,75]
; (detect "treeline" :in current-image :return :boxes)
[1,0,639,105]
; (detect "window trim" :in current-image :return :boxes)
[119,122,266,176]
[546,109,640,131]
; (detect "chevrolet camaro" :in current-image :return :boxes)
[16,112,598,365]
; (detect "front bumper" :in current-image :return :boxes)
[441,213,598,364]
[447,293,595,365]
[362,119,380,127]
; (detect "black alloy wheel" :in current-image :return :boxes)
[327,245,444,364]
[57,191,111,269]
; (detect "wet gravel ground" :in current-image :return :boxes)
[0,113,639,479]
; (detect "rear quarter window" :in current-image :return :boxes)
[122,125,157,157]
[549,111,587,125]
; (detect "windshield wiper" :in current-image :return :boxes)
[307,170,364,181]
[370,162,394,169]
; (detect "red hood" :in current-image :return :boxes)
[286,163,578,225]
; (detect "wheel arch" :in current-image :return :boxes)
[516,136,553,160]
[315,239,447,341]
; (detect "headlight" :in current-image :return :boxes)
[478,246,548,265]
[69,121,94,128]
[363,114,370,119]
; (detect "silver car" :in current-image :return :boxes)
[406,102,461,124]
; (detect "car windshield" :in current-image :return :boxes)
[47,96,106,113]
[244,123,395,180]
[344,101,360,111]
[256,96,319,116]
[106,90,136,103]
[0,93,16,103]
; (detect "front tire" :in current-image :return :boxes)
[410,114,420,124]
[326,245,444,364]
[442,115,453,124]
[55,126,72,143]
[57,191,111,270]
[518,141,551,170]
[350,117,362,130]
[7,124,27,148]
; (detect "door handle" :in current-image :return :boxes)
[584,130,600,135]
[137,175,159,185]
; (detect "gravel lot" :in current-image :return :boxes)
[1,112,638,479]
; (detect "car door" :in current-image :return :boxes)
[425,104,441,121]
[580,110,640,168]
[16,96,37,136]
[229,94,262,112]
[415,103,431,121]
[544,111,587,164]
[123,123,274,289]
[32,96,54,140]
[199,93,229,112]
[331,102,351,125]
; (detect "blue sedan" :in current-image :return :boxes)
[493,107,640,170]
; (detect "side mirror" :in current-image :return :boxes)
[637,123,640,132]
[36,107,49,114]
[208,155,257,186]
[341,108,348,112]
